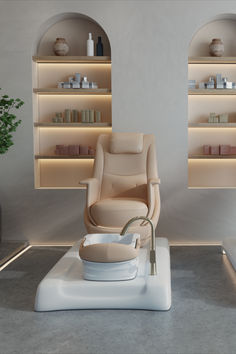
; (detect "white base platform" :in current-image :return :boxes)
[222,239,236,271]
[35,237,171,311]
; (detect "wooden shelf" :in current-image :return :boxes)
[189,123,236,128]
[35,155,95,159]
[189,89,236,95]
[33,88,111,95]
[188,155,236,159]
[189,57,236,64]
[33,56,111,64]
[36,186,87,190]
[34,122,111,127]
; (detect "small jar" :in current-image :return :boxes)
[53,38,69,56]
[209,38,224,57]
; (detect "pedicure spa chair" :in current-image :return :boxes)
[35,133,171,311]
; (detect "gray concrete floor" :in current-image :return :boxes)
[0,246,236,354]
[0,241,27,263]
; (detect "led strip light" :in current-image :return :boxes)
[0,245,32,272]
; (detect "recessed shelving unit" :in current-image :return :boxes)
[33,16,112,189]
[188,56,236,188]
[188,20,236,188]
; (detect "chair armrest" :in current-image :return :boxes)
[146,178,160,220]
[80,178,100,208]
[148,178,161,186]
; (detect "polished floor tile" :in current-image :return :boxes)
[0,246,235,354]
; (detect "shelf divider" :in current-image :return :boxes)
[33,56,111,64]
[188,155,236,159]
[34,122,111,127]
[189,89,236,95]
[189,56,236,64]
[33,88,111,95]
[188,123,236,128]
[35,155,95,160]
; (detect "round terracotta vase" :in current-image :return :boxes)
[209,39,224,57]
[53,38,69,56]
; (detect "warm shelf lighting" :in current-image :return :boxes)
[38,127,112,132]
[188,186,236,189]
[188,127,236,130]
[38,63,111,66]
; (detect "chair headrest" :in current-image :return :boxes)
[109,133,144,154]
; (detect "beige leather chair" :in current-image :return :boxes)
[80,132,161,246]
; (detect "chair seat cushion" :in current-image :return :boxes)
[90,198,148,228]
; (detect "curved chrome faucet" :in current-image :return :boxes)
[120,216,156,276]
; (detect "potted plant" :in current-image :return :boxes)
[0,89,24,154]
[0,89,24,250]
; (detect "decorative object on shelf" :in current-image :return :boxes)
[81,110,86,123]
[88,146,95,155]
[209,38,224,57]
[230,146,236,154]
[89,109,94,123]
[87,33,94,56]
[208,112,217,123]
[211,145,220,155]
[89,82,98,89]
[75,73,81,82]
[57,72,81,89]
[81,77,90,89]
[72,110,79,122]
[57,73,98,90]
[219,113,228,123]
[220,145,231,155]
[85,110,90,122]
[203,144,236,156]
[63,82,71,89]
[0,88,24,154]
[65,109,71,123]
[53,38,69,56]
[197,75,236,90]
[80,145,89,155]
[208,112,228,123]
[52,112,63,123]
[55,144,94,156]
[188,80,196,89]
[203,145,210,155]
[95,110,101,122]
[96,36,103,56]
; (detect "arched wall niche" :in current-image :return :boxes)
[189,14,236,56]
[32,13,112,189]
[35,13,111,56]
[188,14,236,189]
[34,12,111,56]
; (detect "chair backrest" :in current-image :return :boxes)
[93,133,158,200]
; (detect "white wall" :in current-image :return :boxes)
[0,0,236,245]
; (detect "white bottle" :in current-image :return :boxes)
[87,33,94,56]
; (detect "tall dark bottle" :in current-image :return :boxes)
[96,36,103,56]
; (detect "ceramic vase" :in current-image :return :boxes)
[209,38,224,57]
[53,38,69,56]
